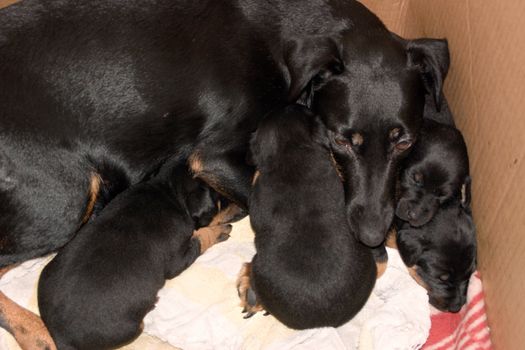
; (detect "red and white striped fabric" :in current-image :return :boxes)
[423,271,493,350]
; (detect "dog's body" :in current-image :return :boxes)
[244,105,376,329]
[396,203,476,312]
[0,0,450,268]
[38,162,231,350]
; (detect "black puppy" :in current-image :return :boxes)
[396,118,471,227]
[396,203,476,312]
[238,105,376,329]
[38,162,232,350]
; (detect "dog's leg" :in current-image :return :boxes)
[236,262,266,318]
[192,224,232,254]
[165,225,232,279]
[189,149,253,212]
[210,203,245,226]
[372,245,389,279]
[0,291,57,350]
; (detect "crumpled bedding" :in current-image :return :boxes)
[0,217,430,350]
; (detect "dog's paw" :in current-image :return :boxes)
[236,263,267,319]
[193,224,232,253]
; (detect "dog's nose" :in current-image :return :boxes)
[407,210,417,220]
[447,303,463,313]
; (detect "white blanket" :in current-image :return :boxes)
[0,217,430,350]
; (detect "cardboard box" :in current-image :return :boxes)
[1,0,523,348]
[359,1,525,348]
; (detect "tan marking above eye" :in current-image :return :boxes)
[414,172,423,183]
[389,127,401,140]
[351,133,363,146]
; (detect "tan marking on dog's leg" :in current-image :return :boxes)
[188,152,203,175]
[376,261,388,279]
[251,171,260,186]
[236,263,265,318]
[329,151,344,181]
[0,292,57,350]
[210,203,243,226]
[192,224,232,253]
[385,227,398,249]
[81,172,102,224]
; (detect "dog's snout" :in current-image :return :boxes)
[407,210,417,220]
[349,204,393,247]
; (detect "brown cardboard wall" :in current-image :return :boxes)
[360,0,525,348]
[1,0,524,348]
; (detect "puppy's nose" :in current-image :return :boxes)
[407,210,417,220]
[448,303,463,313]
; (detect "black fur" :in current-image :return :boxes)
[0,0,450,267]
[396,118,471,227]
[248,105,376,329]
[396,203,476,312]
[38,161,229,350]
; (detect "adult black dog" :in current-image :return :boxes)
[38,161,232,350]
[396,202,476,312]
[238,104,376,329]
[0,0,448,344]
[0,0,450,264]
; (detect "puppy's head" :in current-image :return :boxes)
[183,178,221,228]
[396,204,476,312]
[396,119,471,227]
[249,104,329,171]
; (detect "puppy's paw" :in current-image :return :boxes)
[193,224,232,253]
[236,263,266,319]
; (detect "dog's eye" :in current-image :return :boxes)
[335,138,351,147]
[439,273,450,281]
[395,140,413,151]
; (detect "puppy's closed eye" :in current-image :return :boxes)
[439,273,450,281]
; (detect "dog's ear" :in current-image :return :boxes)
[285,35,344,103]
[460,176,472,210]
[396,229,425,267]
[249,127,278,167]
[406,38,450,111]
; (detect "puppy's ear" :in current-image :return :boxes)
[396,229,425,267]
[406,38,450,110]
[248,127,277,167]
[186,184,217,227]
[285,35,344,103]
[460,176,472,210]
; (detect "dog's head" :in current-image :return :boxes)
[396,119,471,227]
[396,204,476,312]
[183,177,222,228]
[249,104,329,171]
[284,26,449,246]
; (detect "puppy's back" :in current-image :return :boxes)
[249,105,376,329]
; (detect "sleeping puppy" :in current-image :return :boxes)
[238,105,376,329]
[396,118,471,227]
[38,161,232,350]
[396,203,476,312]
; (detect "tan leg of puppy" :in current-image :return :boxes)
[236,263,266,318]
[192,224,232,253]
